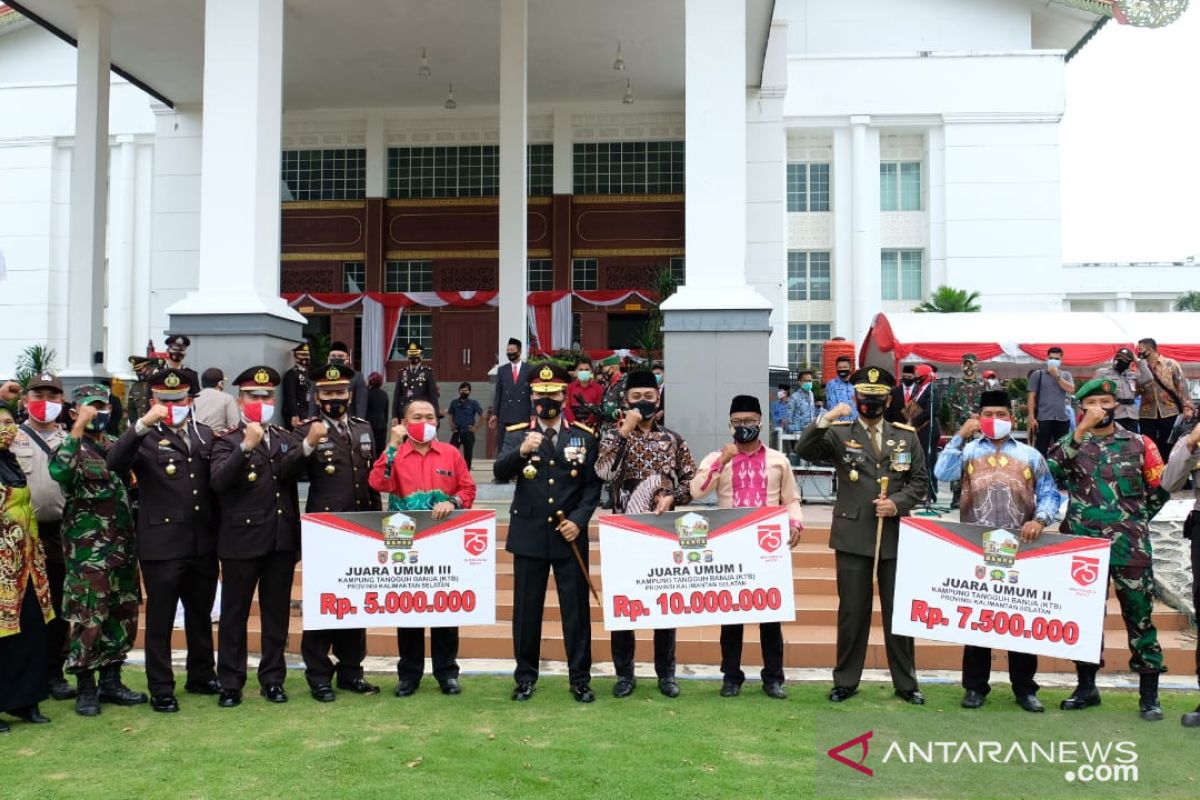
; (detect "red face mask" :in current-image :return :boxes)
[242,401,274,423]
[979,417,1012,440]
[26,399,63,424]
[407,422,437,444]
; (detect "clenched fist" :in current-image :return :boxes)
[520,431,544,457]
[141,404,170,428]
[305,420,328,447]
[824,402,853,422]
[243,421,264,450]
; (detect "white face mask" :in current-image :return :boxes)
[979,417,1012,440]
[777,390,787,399]
[242,401,275,424]
[164,403,191,427]
[406,421,438,444]
[27,400,63,424]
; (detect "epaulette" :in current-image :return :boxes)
[214,425,238,437]
[830,421,852,426]
[506,422,529,432]
[350,416,368,425]
[571,422,595,436]
[893,422,917,432]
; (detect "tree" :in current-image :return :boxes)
[1174,291,1200,312]
[913,285,982,313]
[630,265,680,357]
[14,344,57,389]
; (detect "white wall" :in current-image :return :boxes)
[0,22,155,377]
[779,0,1032,55]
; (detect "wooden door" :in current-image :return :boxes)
[436,310,497,383]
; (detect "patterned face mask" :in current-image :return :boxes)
[0,422,16,449]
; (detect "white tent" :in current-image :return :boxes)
[859,312,1200,378]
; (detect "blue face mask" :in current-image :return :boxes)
[1046,359,1061,369]
[654,373,663,385]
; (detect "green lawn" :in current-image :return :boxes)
[2,671,1197,800]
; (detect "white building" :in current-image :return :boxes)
[0,0,1186,451]
[1063,256,1200,312]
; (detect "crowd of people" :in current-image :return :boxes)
[1,332,1198,735]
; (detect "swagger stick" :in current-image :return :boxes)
[874,476,890,586]
[557,510,601,605]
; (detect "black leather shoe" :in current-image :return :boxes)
[217,689,241,708]
[260,684,288,704]
[1016,694,1045,713]
[571,683,595,703]
[720,681,741,698]
[150,694,180,713]
[612,677,636,698]
[310,684,336,703]
[1060,687,1101,710]
[896,689,926,705]
[336,678,380,695]
[762,682,787,700]
[48,677,77,701]
[961,690,986,709]
[394,679,418,698]
[184,679,221,696]
[512,682,534,702]
[658,679,681,698]
[12,705,51,724]
[1182,704,1200,727]
[438,678,462,696]
[828,685,858,703]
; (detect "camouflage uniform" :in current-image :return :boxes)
[1047,426,1168,674]
[943,378,984,433]
[48,433,139,673]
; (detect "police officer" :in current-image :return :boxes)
[795,366,929,705]
[391,341,440,424]
[495,362,602,703]
[210,367,326,707]
[107,368,220,713]
[280,342,312,430]
[296,362,381,702]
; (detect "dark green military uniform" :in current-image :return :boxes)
[1048,380,1169,675]
[48,386,139,676]
[795,367,928,700]
[125,355,164,428]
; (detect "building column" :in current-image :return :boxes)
[61,6,110,380]
[365,110,385,198]
[831,127,854,340]
[661,0,772,457]
[105,137,137,379]
[497,0,528,356]
[164,0,305,386]
[552,106,573,195]
[926,125,947,292]
[849,115,880,344]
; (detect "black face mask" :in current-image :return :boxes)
[857,396,888,419]
[630,400,658,420]
[320,399,348,419]
[409,356,421,365]
[901,377,916,386]
[330,356,347,366]
[1137,350,1149,360]
[1099,409,1116,428]
[836,370,851,380]
[732,425,760,444]
[535,397,562,420]
[507,352,520,363]
[459,391,470,399]
[1113,360,1131,373]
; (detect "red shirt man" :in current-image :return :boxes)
[366,399,476,697]
[564,359,605,428]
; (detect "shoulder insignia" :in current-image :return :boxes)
[572,422,595,436]
[350,416,369,424]
[830,421,852,426]
[892,422,917,432]
[214,425,239,437]
[506,422,529,432]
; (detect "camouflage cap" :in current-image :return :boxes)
[1074,377,1118,402]
[72,383,110,405]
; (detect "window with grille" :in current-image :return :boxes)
[281,149,366,200]
[391,312,433,359]
[669,257,685,286]
[384,260,433,292]
[787,322,831,372]
[880,161,922,211]
[342,261,366,293]
[787,251,831,301]
[528,259,554,291]
[572,141,684,194]
[572,258,598,290]
[881,249,924,301]
[386,144,551,198]
[786,163,830,212]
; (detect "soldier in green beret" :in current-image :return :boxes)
[1047,377,1169,721]
[48,385,144,716]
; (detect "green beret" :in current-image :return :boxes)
[72,383,110,405]
[962,353,978,363]
[1074,377,1117,402]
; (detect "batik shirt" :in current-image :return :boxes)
[595,423,696,514]
[935,434,1061,530]
[823,378,857,421]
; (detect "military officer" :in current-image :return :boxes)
[1048,377,1169,721]
[280,342,312,430]
[391,340,440,424]
[125,355,164,427]
[48,385,146,716]
[296,362,381,702]
[107,368,220,713]
[210,366,326,708]
[495,362,602,703]
[940,353,985,508]
[795,366,929,705]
